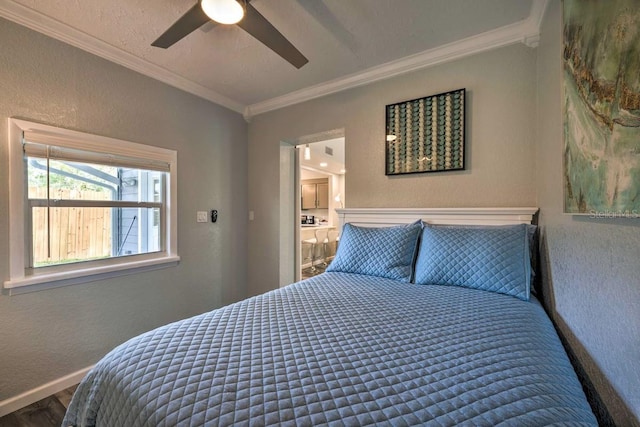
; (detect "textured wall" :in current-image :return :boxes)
[536,2,640,424]
[0,18,248,400]
[248,43,537,296]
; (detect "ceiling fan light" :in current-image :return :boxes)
[201,0,244,25]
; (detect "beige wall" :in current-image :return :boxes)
[248,43,537,296]
[5,4,635,423]
[536,2,640,424]
[0,18,248,400]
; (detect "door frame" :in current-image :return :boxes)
[280,129,345,286]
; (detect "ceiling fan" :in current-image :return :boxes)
[152,0,308,69]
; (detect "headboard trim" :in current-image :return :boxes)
[336,207,538,230]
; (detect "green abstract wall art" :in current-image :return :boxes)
[385,88,465,175]
[563,0,640,216]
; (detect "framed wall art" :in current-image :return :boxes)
[563,0,640,215]
[385,88,465,175]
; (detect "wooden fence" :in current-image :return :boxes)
[30,187,112,265]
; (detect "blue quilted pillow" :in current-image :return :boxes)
[413,224,531,300]
[326,221,422,282]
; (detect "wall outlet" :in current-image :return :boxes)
[196,211,208,223]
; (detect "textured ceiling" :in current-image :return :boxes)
[1,0,541,116]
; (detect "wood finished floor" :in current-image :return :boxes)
[301,263,327,280]
[301,254,335,281]
[0,385,77,427]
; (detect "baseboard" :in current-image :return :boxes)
[0,365,94,417]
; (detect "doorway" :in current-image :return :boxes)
[298,138,346,280]
[280,129,345,286]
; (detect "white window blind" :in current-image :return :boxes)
[23,132,171,172]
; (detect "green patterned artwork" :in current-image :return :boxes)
[563,0,640,215]
[385,88,465,175]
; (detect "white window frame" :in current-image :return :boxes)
[5,118,179,294]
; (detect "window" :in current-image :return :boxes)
[5,119,179,294]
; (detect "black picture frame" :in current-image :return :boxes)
[385,88,465,175]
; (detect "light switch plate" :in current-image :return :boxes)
[196,211,208,223]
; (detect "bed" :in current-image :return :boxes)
[63,208,597,426]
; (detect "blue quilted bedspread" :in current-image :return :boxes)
[63,273,596,426]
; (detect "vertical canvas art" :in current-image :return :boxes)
[385,89,465,175]
[563,0,640,215]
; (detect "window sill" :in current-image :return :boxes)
[3,255,180,295]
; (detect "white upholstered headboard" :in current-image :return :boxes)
[336,208,538,231]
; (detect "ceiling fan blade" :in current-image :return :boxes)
[152,2,212,49]
[237,2,308,69]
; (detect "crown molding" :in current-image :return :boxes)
[0,0,548,121]
[244,0,549,119]
[0,0,245,114]
[524,0,550,47]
